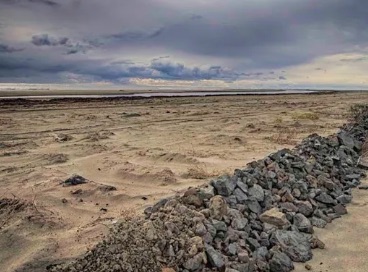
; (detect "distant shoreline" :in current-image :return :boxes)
[0,89,348,101]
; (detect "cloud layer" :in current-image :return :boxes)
[0,0,368,88]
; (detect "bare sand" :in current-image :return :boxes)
[0,92,367,271]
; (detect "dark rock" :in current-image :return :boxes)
[345,173,361,180]
[293,213,313,233]
[311,217,327,228]
[236,180,249,193]
[247,198,262,214]
[336,194,352,204]
[212,175,236,196]
[280,202,298,212]
[310,236,325,249]
[269,250,294,272]
[98,185,117,192]
[63,175,87,186]
[237,250,250,263]
[198,186,215,200]
[227,243,238,255]
[333,204,347,215]
[212,220,228,232]
[358,157,368,170]
[234,188,248,203]
[183,194,203,208]
[151,198,169,213]
[271,230,312,262]
[295,201,314,217]
[246,237,260,251]
[337,132,356,150]
[249,184,265,202]
[205,244,225,268]
[315,192,335,205]
[231,218,248,230]
[183,253,204,271]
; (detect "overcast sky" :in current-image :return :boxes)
[0,0,367,90]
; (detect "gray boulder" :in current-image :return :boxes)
[271,230,312,262]
[212,175,236,196]
[269,250,294,272]
[205,244,225,268]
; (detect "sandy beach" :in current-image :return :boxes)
[0,92,367,271]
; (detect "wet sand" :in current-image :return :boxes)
[0,92,367,271]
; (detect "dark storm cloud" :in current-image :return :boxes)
[31,34,68,46]
[92,0,368,70]
[0,43,23,53]
[2,0,59,7]
[159,1,367,68]
[31,34,93,54]
[0,53,242,83]
[1,0,368,84]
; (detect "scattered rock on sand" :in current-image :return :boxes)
[54,133,72,142]
[62,174,88,186]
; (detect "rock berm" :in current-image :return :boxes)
[50,108,368,272]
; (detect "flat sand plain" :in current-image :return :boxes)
[0,92,367,271]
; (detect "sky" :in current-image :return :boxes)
[0,0,368,90]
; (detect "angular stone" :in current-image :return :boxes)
[293,213,313,233]
[151,198,170,213]
[323,179,336,191]
[237,250,250,263]
[337,131,356,150]
[212,220,228,232]
[295,201,314,217]
[236,180,249,193]
[195,222,207,236]
[212,175,236,196]
[198,186,215,200]
[183,194,203,208]
[260,208,289,228]
[269,251,294,272]
[63,174,87,186]
[336,194,352,204]
[311,217,327,228]
[227,242,238,255]
[209,195,228,220]
[280,202,298,212]
[345,174,361,180]
[247,198,262,214]
[315,192,335,205]
[246,237,260,251]
[249,184,265,202]
[205,223,217,237]
[271,230,312,262]
[358,157,368,170]
[205,244,225,268]
[310,236,325,249]
[231,218,248,230]
[183,253,204,271]
[234,188,248,203]
[333,204,347,215]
